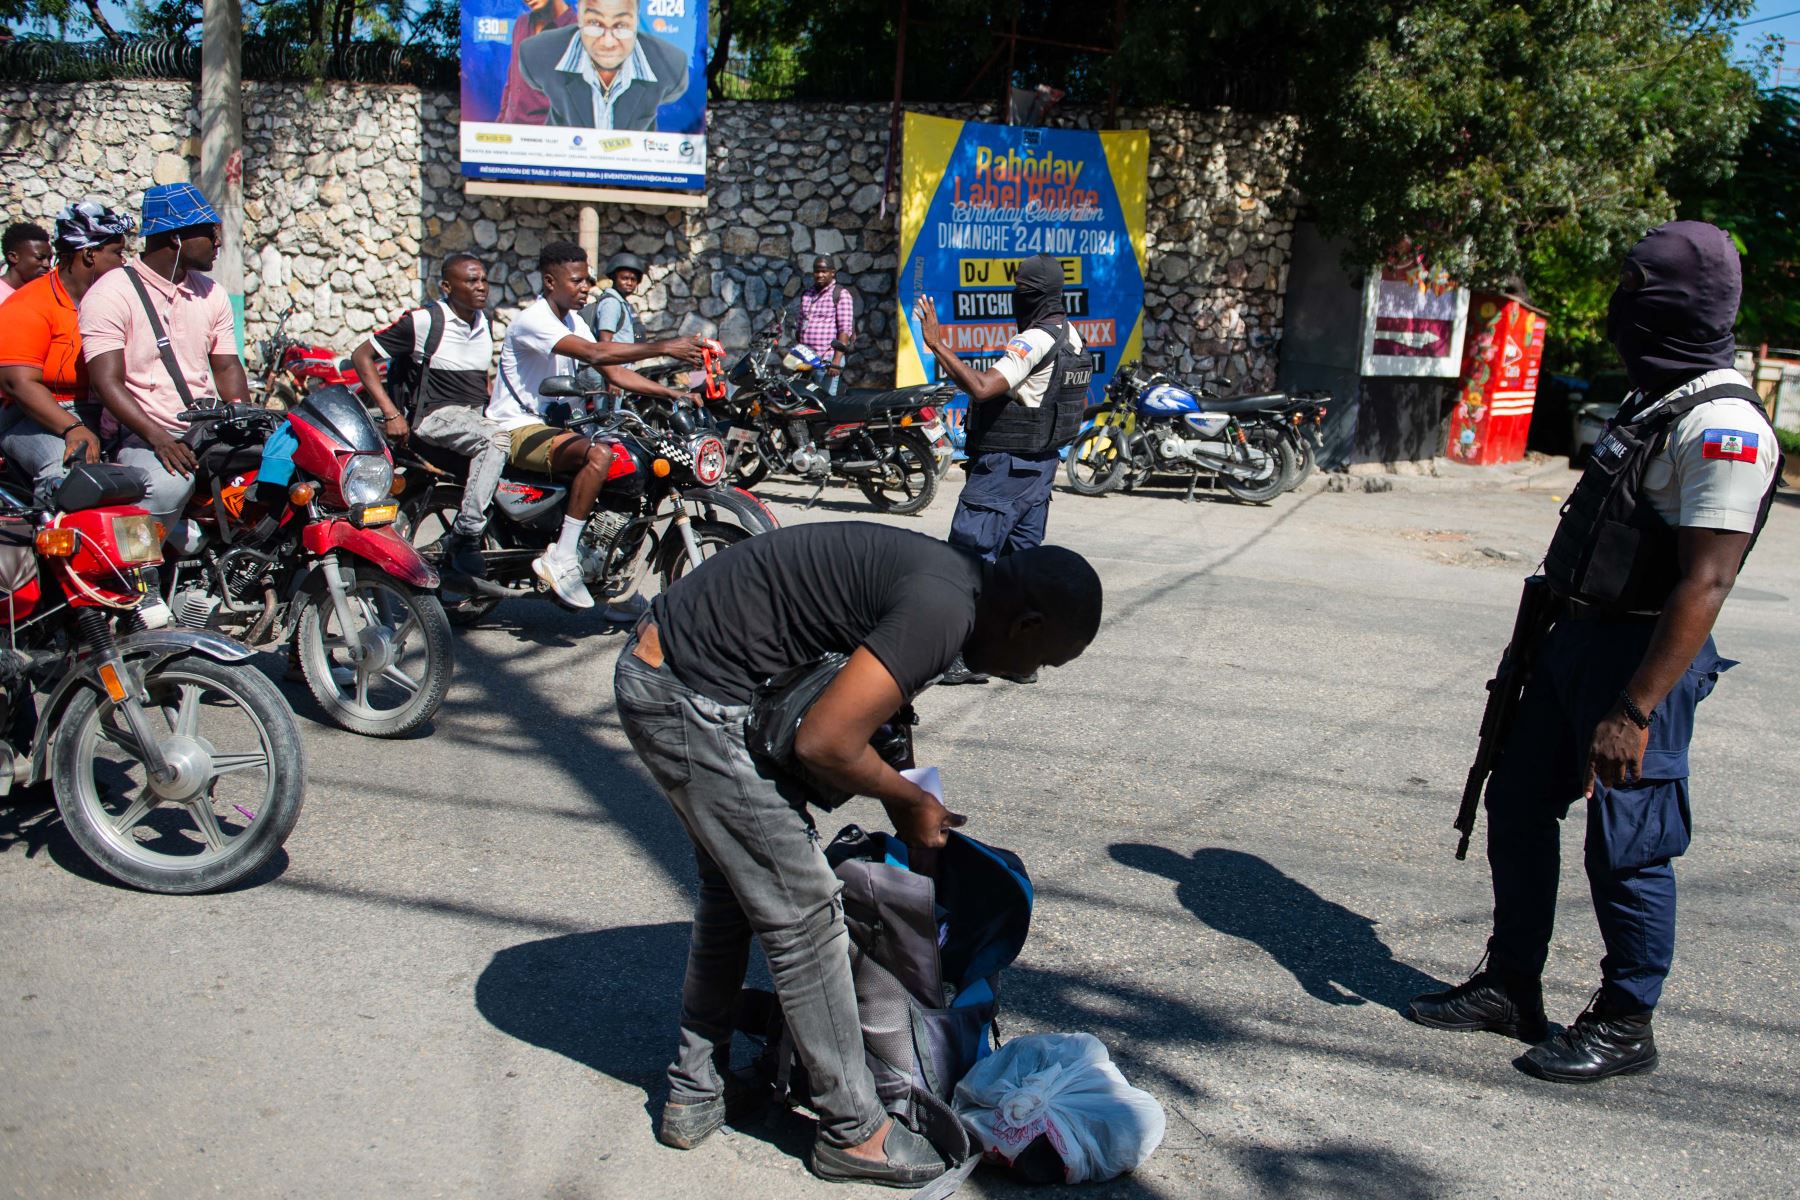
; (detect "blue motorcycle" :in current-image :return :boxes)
[1064,366,1296,504]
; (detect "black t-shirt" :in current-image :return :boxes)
[653,522,985,705]
[369,302,493,416]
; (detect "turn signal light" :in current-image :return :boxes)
[900,414,914,426]
[289,482,317,505]
[652,459,672,477]
[34,528,77,557]
[390,473,407,496]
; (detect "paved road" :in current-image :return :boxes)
[3,467,1796,1200]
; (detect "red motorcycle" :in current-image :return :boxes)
[255,302,372,410]
[1,462,305,893]
[162,384,454,738]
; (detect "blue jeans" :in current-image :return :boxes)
[1485,618,1730,1013]
[947,449,1059,564]
[613,636,886,1148]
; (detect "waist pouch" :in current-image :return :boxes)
[745,653,914,809]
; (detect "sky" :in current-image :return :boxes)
[83,0,1800,81]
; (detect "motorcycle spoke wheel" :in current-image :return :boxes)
[660,521,753,590]
[856,429,939,516]
[296,562,454,738]
[53,656,304,894]
[410,502,502,627]
[1222,427,1292,505]
[1065,427,1127,495]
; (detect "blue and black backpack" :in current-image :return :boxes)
[739,823,1033,1192]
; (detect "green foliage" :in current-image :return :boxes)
[1671,87,1800,350]
[1292,0,1760,287]
[1776,425,1800,456]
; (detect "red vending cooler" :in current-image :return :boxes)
[1447,293,1547,464]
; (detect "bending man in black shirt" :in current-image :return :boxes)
[614,521,1102,1187]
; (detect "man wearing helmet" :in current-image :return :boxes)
[582,251,646,346]
[0,200,133,502]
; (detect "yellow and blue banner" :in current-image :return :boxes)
[897,112,1148,435]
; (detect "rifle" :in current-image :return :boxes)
[1455,575,1560,860]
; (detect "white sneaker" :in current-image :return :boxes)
[601,592,650,625]
[532,549,594,610]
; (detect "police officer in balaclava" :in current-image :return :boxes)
[913,254,1094,684]
[1409,221,1783,1083]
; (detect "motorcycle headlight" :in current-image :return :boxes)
[690,435,725,486]
[109,514,165,565]
[339,454,394,507]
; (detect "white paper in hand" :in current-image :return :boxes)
[900,766,943,804]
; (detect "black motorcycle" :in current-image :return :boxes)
[392,370,778,626]
[715,324,955,516]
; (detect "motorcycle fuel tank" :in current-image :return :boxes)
[1138,383,1202,414]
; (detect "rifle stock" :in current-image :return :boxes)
[1454,576,1558,860]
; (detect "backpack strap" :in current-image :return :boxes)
[123,266,200,412]
[407,302,446,425]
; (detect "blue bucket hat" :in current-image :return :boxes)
[140,182,220,237]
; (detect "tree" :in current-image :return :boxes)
[1275,0,1760,288]
[1,0,123,39]
[1671,87,1800,349]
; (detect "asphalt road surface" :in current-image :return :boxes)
[3,466,1795,1200]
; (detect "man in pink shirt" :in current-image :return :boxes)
[79,182,247,533]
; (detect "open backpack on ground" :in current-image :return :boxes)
[738,823,1033,1197]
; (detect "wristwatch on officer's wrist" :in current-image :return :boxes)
[1618,692,1653,729]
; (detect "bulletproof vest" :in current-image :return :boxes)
[966,319,1093,456]
[1543,382,1782,612]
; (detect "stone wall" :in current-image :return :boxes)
[0,80,1299,388]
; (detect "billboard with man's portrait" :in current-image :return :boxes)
[459,0,708,191]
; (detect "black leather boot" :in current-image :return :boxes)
[1519,995,1657,1083]
[1408,961,1550,1044]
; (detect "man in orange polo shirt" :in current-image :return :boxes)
[0,201,133,501]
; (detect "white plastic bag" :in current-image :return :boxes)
[952,1033,1165,1183]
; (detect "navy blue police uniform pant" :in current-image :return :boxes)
[948,449,1061,563]
[1484,617,1731,1014]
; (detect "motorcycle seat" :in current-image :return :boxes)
[1205,393,1292,415]
[826,387,940,424]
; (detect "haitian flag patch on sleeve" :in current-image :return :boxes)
[1701,428,1759,462]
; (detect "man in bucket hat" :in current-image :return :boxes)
[80,182,250,538]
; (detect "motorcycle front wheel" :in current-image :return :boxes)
[295,561,454,738]
[1282,430,1317,491]
[1065,425,1129,495]
[53,654,305,894]
[659,519,754,589]
[857,428,939,516]
[729,441,772,489]
[1222,426,1294,505]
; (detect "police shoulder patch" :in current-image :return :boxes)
[1700,427,1759,463]
[1005,336,1035,359]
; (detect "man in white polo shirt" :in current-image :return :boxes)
[492,239,700,614]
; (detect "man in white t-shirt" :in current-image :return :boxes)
[492,240,700,614]
[913,254,1094,684]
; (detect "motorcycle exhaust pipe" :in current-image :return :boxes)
[1185,449,1271,481]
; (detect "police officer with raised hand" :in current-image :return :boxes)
[914,253,1092,685]
[1409,221,1783,1083]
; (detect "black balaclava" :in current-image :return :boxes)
[1606,220,1740,400]
[1013,254,1066,332]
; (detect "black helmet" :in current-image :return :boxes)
[607,252,647,279]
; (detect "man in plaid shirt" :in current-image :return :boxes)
[797,255,856,396]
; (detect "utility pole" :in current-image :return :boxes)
[201,0,246,352]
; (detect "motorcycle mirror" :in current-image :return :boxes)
[539,374,581,398]
[831,337,853,354]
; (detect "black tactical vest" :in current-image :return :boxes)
[965,319,1093,456]
[1543,381,1783,612]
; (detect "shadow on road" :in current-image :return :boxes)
[1230,1141,1443,1200]
[1110,844,1444,1011]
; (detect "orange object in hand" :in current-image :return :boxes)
[699,338,727,401]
